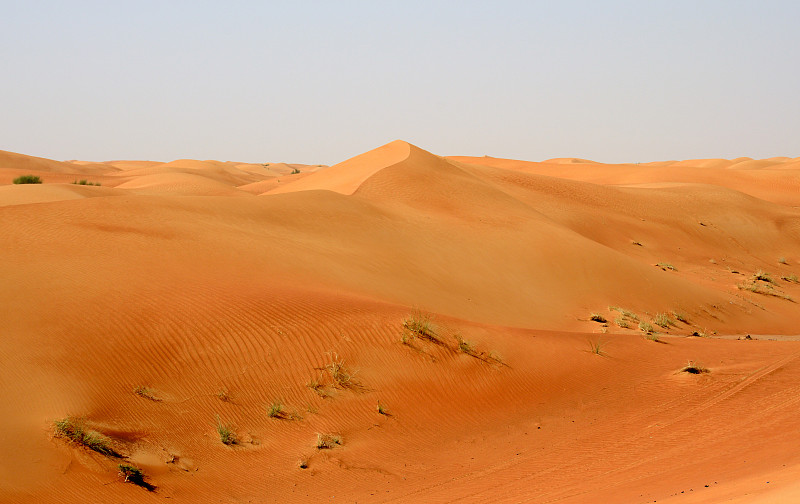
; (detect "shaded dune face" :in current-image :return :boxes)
[1,142,800,503]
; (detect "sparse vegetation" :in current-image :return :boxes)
[631,241,643,246]
[646,333,661,343]
[778,257,788,265]
[291,167,300,174]
[455,335,475,354]
[325,353,358,389]
[673,311,689,323]
[609,306,639,321]
[639,321,655,334]
[315,433,342,449]
[653,312,674,329]
[782,274,798,283]
[754,270,775,283]
[133,386,160,402]
[589,313,607,323]
[118,464,153,489]
[71,179,100,186]
[403,310,439,343]
[306,376,327,397]
[680,361,709,374]
[216,388,231,402]
[738,279,794,301]
[215,415,237,445]
[267,401,286,419]
[298,456,309,469]
[13,175,42,184]
[587,338,605,356]
[614,317,629,328]
[656,262,676,271]
[377,402,390,416]
[54,417,120,457]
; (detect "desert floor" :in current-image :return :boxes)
[2,141,799,503]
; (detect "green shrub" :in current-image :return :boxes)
[13,175,42,184]
[54,417,120,457]
[215,415,237,445]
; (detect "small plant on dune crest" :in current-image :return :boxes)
[403,309,439,343]
[656,262,676,271]
[653,312,674,329]
[455,335,475,355]
[587,338,605,356]
[680,361,709,374]
[54,417,120,457]
[315,433,342,450]
[13,174,42,184]
[133,386,161,402]
[639,321,655,334]
[589,313,607,323]
[118,464,154,490]
[215,415,237,446]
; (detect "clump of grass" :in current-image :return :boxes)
[653,312,674,329]
[737,280,794,301]
[133,386,161,402]
[754,270,775,283]
[778,257,788,265]
[325,353,358,389]
[376,401,391,416]
[610,306,639,321]
[639,321,655,334]
[631,241,643,246]
[403,310,440,343]
[54,417,120,457]
[216,388,231,402]
[306,376,327,397]
[13,175,42,184]
[614,317,629,328]
[673,311,689,324]
[71,179,100,186]
[656,262,676,271]
[455,335,475,354]
[315,433,342,449]
[782,274,798,283]
[587,338,605,356]
[589,313,607,323]
[118,464,154,490]
[298,456,309,469]
[215,415,237,445]
[646,333,661,343]
[291,167,300,174]
[267,401,286,419]
[680,361,709,374]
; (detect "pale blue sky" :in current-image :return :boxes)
[2,1,798,164]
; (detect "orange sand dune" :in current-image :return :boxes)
[1,142,800,503]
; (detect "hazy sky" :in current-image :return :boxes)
[2,1,798,164]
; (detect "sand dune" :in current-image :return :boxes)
[1,142,799,503]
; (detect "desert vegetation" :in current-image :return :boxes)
[215,415,237,445]
[13,174,42,184]
[53,417,120,457]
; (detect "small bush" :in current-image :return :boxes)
[754,270,774,283]
[216,389,231,402]
[782,274,798,283]
[118,464,154,490]
[673,311,689,323]
[215,415,237,445]
[291,167,300,174]
[656,262,676,271]
[403,310,438,342]
[316,433,342,449]
[639,321,655,334]
[653,313,673,329]
[455,335,475,354]
[646,333,661,343]
[376,402,390,416]
[589,313,607,323]
[614,317,629,328]
[13,175,42,184]
[778,257,788,265]
[54,417,120,457]
[680,361,709,374]
[325,354,358,389]
[267,401,286,419]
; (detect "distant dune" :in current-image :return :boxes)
[2,142,799,503]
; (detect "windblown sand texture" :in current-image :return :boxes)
[2,141,800,503]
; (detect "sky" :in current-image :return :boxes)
[2,0,798,165]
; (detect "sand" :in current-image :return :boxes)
[1,142,799,503]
